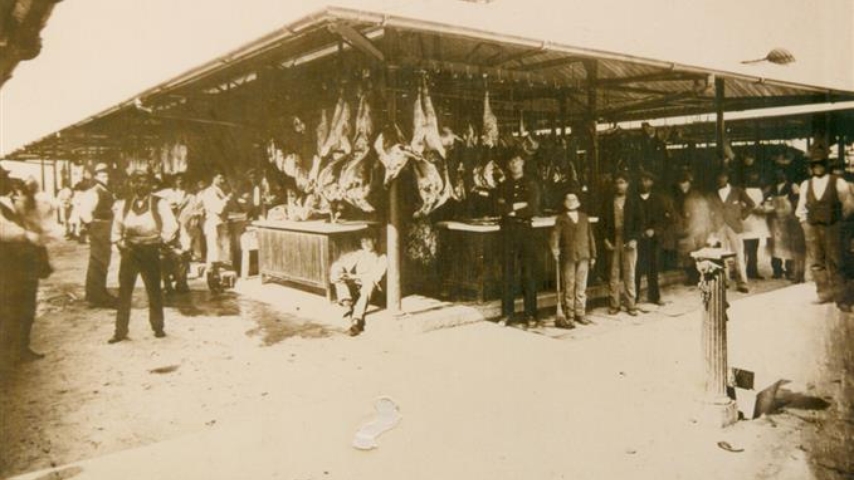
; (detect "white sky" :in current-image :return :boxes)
[1,0,852,156]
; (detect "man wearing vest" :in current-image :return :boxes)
[79,163,118,308]
[109,170,178,343]
[795,145,853,312]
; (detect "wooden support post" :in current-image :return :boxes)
[839,135,846,169]
[385,46,402,315]
[715,77,726,168]
[692,248,739,428]
[40,157,46,192]
[753,121,761,162]
[584,60,599,182]
[559,92,567,137]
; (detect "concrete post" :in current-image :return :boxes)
[692,247,739,427]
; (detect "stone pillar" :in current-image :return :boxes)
[692,247,739,427]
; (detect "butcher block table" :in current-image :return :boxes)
[253,219,382,301]
[436,216,598,303]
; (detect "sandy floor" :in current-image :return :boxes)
[0,239,851,479]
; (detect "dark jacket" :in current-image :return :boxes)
[708,185,755,234]
[498,175,541,222]
[599,193,642,243]
[550,211,596,262]
[637,191,673,238]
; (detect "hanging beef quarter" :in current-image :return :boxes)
[421,82,446,159]
[374,125,414,186]
[339,93,376,212]
[410,86,428,156]
[482,89,499,148]
[410,150,446,218]
[316,109,329,156]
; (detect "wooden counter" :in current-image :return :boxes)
[436,216,598,303]
[254,219,382,300]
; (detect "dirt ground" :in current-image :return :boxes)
[0,239,339,477]
[0,238,852,479]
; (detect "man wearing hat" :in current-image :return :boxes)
[109,170,178,343]
[708,167,755,293]
[497,153,542,328]
[600,171,643,316]
[635,169,672,306]
[78,163,118,308]
[330,233,387,336]
[795,144,853,311]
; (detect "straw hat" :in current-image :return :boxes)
[93,163,110,174]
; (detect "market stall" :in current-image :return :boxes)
[11,4,854,310]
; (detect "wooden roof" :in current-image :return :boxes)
[10,4,854,160]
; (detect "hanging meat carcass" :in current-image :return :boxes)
[317,95,353,208]
[408,81,452,217]
[410,87,427,156]
[339,93,376,213]
[374,124,413,186]
[410,151,446,218]
[482,89,499,148]
[421,82,446,159]
[320,94,352,158]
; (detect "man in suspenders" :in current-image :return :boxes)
[79,163,117,308]
[795,145,853,312]
[109,170,178,343]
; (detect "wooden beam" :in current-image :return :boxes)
[598,70,704,86]
[489,47,545,67]
[327,23,385,62]
[512,56,585,72]
[600,91,699,118]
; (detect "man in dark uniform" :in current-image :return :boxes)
[79,163,117,308]
[795,145,853,311]
[497,154,541,328]
[635,170,672,306]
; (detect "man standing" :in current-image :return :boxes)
[330,234,387,336]
[795,146,853,311]
[635,170,671,306]
[708,168,755,293]
[200,172,233,291]
[550,192,596,328]
[673,171,711,285]
[600,171,643,316]
[79,163,117,308]
[498,154,541,328]
[109,171,178,343]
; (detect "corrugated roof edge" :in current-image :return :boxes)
[12,4,854,157]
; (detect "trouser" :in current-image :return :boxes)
[561,259,590,318]
[635,237,661,303]
[608,235,637,310]
[115,244,165,337]
[744,238,761,278]
[85,220,114,302]
[0,252,39,361]
[771,257,805,280]
[717,225,748,288]
[803,222,843,303]
[334,279,377,321]
[204,222,230,267]
[501,222,538,318]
